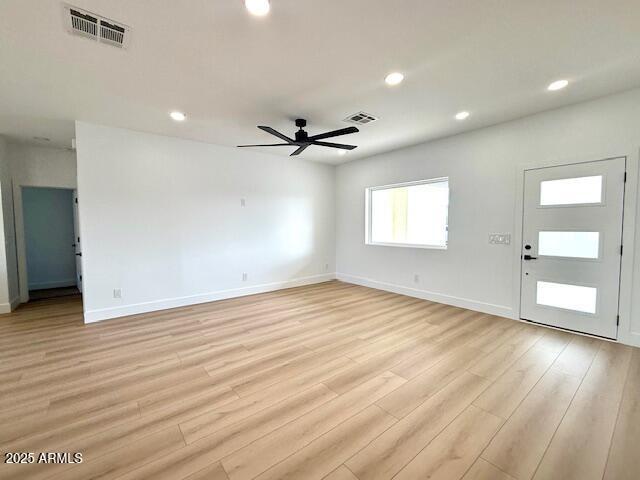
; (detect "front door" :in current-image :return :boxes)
[520,158,625,339]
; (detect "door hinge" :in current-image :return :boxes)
[620,245,624,255]
[624,172,627,183]
[616,315,620,326]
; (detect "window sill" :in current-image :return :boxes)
[365,242,448,250]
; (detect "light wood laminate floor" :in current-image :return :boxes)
[0,281,638,480]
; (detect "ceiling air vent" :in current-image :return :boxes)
[344,111,379,125]
[63,4,130,49]
[69,8,97,39]
[100,20,125,47]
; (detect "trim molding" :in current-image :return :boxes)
[338,273,640,348]
[29,279,77,290]
[10,296,20,310]
[619,331,640,348]
[337,273,514,319]
[0,296,21,314]
[84,273,336,323]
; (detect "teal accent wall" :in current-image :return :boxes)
[23,187,76,290]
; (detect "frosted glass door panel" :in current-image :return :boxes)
[536,281,597,314]
[539,175,602,206]
[538,231,600,259]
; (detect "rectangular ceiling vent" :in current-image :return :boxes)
[100,20,126,47]
[63,4,130,49]
[69,8,97,38]
[344,112,379,125]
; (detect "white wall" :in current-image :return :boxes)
[336,88,640,347]
[7,143,77,302]
[75,122,336,322]
[0,136,20,312]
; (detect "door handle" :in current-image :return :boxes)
[75,253,82,257]
[523,254,537,260]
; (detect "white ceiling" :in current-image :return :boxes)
[1,0,640,164]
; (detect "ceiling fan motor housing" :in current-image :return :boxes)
[295,119,308,142]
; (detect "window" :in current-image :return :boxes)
[539,175,602,206]
[366,178,449,248]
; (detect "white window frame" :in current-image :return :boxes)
[365,177,449,250]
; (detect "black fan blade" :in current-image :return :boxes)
[308,126,359,141]
[290,145,308,156]
[237,143,291,147]
[258,126,294,143]
[311,141,357,150]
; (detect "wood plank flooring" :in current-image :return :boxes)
[0,280,638,480]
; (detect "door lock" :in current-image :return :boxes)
[523,254,537,260]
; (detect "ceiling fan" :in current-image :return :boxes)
[238,119,359,156]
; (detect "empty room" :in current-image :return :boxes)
[1,1,639,479]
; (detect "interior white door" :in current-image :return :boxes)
[72,190,82,292]
[520,158,625,339]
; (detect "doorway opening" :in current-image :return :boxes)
[22,186,82,302]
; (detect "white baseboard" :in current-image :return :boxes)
[0,296,21,314]
[10,296,20,310]
[618,331,640,348]
[29,279,77,290]
[336,272,514,319]
[84,273,336,323]
[338,273,640,348]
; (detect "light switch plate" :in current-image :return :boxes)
[489,233,511,245]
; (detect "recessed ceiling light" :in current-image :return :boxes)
[455,111,470,120]
[338,150,348,156]
[245,0,270,16]
[547,79,569,91]
[385,72,404,86]
[169,111,186,122]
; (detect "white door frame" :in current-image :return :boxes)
[512,154,638,346]
[72,189,82,292]
[14,184,79,302]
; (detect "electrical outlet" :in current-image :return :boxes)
[240,198,246,207]
[489,233,511,245]
[324,263,329,271]
[242,273,248,281]
[113,288,122,299]
[414,274,420,283]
